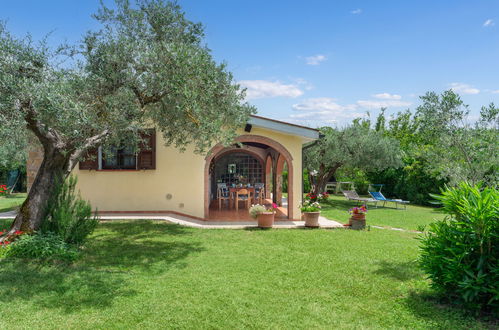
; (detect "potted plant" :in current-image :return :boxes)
[249,203,278,228]
[349,205,367,230]
[301,200,321,228]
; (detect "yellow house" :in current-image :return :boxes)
[29,115,319,221]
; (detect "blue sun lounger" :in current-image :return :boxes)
[369,191,409,210]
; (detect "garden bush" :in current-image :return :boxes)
[41,176,98,247]
[419,182,499,315]
[366,163,447,205]
[6,232,79,261]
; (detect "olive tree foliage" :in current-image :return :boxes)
[304,122,402,194]
[393,90,498,185]
[0,127,27,169]
[0,0,254,236]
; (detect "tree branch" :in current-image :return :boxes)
[22,100,61,149]
[66,129,110,173]
[131,86,166,109]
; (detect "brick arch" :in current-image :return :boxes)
[204,135,294,219]
[212,148,265,167]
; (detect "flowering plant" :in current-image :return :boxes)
[0,184,7,196]
[305,192,329,203]
[0,230,24,248]
[249,203,278,219]
[300,200,321,212]
[349,205,367,215]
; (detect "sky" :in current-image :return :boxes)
[2,0,498,127]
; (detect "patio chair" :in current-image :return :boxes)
[369,191,409,210]
[254,183,265,204]
[235,188,251,211]
[217,183,231,210]
[342,190,376,206]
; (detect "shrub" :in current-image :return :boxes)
[0,242,11,259]
[41,176,98,247]
[419,182,499,315]
[6,232,79,262]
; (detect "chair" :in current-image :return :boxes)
[342,190,376,207]
[217,183,230,210]
[254,183,265,204]
[235,188,251,211]
[369,191,409,210]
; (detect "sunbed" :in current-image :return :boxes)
[369,191,409,209]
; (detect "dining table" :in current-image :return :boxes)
[228,186,256,207]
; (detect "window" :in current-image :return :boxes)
[102,146,137,170]
[78,129,156,171]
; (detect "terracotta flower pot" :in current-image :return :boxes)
[350,213,366,230]
[303,211,320,228]
[257,212,274,228]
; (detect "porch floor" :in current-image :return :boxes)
[207,198,288,221]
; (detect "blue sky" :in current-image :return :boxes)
[2,0,498,126]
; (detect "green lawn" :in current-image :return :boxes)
[320,195,446,231]
[0,219,490,329]
[0,193,27,213]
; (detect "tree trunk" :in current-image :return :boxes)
[2,148,68,238]
[311,164,341,196]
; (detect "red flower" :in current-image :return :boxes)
[272,203,278,209]
[14,230,23,235]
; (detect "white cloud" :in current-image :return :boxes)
[289,95,413,125]
[305,54,327,65]
[372,93,402,100]
[291,77,314,90]
[239,80,303,100]
[483,19,495,27]
[351,9,362,14]
[290,97,362,124]
[356,99,411,109]
[449,82,480,95]
[491,90,499,94]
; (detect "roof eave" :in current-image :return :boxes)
[248,115,319,140]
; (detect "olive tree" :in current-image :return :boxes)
[414,91,498,185]
[0,0,254,237]
[304,123,402,195]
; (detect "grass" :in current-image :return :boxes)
[0,193,27,213]
[320,195,446,231]
[0,219,492,329]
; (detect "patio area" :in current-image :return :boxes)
[208,197,288,221]
[0,210,343,229]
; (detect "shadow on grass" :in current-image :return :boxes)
[322,198,360,210]
[0,220,204,313]
[373,260,423,282]
[404,290,498,328]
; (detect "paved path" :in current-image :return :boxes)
[0,211,17,219]
[0,211,344,229]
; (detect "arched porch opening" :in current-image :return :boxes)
[205,135,294,221]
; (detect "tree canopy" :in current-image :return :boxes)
[304,122,402,194]
[382,90,498,186]
[0,0,254,234]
